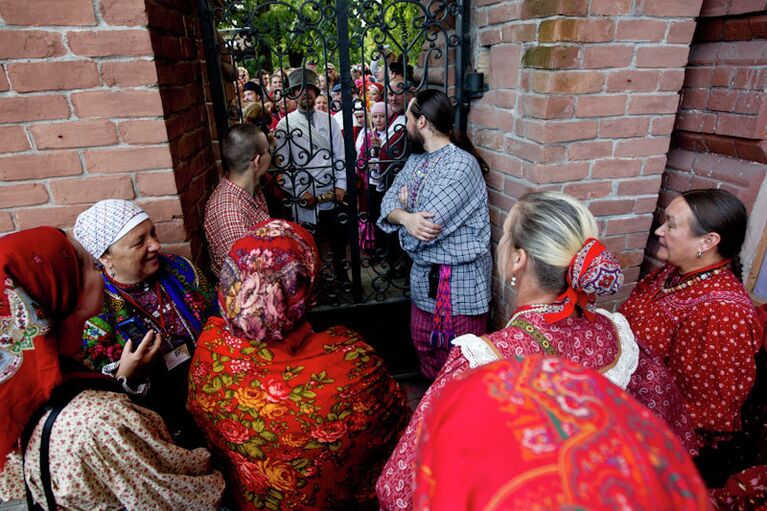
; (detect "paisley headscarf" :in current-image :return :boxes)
[0,227,82,468]
[544,237,623,323]
[413,356,711,511]
[218,219,319,342]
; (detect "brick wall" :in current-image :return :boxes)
[651,0,767,276]
[469,0,703,325]
[0,0,217,263]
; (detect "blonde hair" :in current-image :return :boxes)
[497,191,598,293]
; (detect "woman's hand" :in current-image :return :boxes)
[401,211,442,242]
[116,331,162,383]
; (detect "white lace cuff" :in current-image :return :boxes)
[595,309,639,389]
[452,334,501,369]
[102,361,150,396]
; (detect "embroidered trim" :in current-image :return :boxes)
[508,319,558,355]
[452,334,502,368]
[595,309,639,390]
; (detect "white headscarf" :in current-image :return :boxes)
[74,199,150,259]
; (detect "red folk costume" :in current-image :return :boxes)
[413,357,711,511]
[619,262,763,436]
[188,219,409,510]
[377,239,699,511]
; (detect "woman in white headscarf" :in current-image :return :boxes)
[74,199,217,446]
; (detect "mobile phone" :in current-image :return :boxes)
[428,264,439,299]
[117,317,150,347]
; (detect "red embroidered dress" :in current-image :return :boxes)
[376,310,695,510]
[620,263,763,434]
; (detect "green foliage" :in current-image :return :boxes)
[218,0,432,73]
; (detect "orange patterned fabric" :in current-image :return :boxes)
[413,357,712,511]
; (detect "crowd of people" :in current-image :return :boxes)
[0,61,766,510]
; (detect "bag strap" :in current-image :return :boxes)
[508,318,559,356]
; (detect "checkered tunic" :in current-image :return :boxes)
[378,143,491,315]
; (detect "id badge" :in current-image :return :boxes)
[163,343,191,371]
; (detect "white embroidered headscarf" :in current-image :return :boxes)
[74,199,150,259]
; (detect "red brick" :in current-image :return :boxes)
[609,70,667,93]
[734,91,765,114]
[486,3,520,24]
[504,138,564,165]
[50,176,135,205]
[67,30,153,58]
[589,199,634,216]
[15,204,89,229]
[575,95,626,117]
[161,243,192,259]
[658,69,686,91]
[7,61,99,92]
[650,116,676,135]
[637,0,704,17]
[684,68,714,87]
[644,152,669,173]
[674,111,717,132]
[707,89,739,111]
[520,95,574,119]
[626,232,651,249]
[30,120,118,149]
[100,60,158,87]
[604,214,654,236]
[531,70,604,94]
[0,67,8,92]
[563,181,612,200]
[489,44,521,89]
[525,119,598,143]
[479,28,502,46]
[615,20,667,41]
[72,90,164,118]
[522,46,581,70]
[636,46,691,68]
[567,140,613,160]
[84,146,173,174]
[635,196,659,213]
[617,176,663,196]
[0,212,14,233]
[582,46,633,69]
[0,30,65,59]
[688,43,717,65]
[590,0,631,15]
[0,95,69,123]
[136,198,184,221]
[155,219,187,244]
[100,0,149,25]
[592,158,643,178]
[118,120,169,145]
[520,0,588,18]
[136,171,179,197]
[619,250,645,268]
[628,94,680,114]
[667,21,697,44]
[539,19,614,43]
[0,126,31,153]
[526,161,590,183]
[716,113,759,138]
[598,117,650,138]
[500,24,538,42]
[0,151,82,181]
[0,184,49,208]
[614,137,671,157]
[681,88,708,109]
[0,0,96,26]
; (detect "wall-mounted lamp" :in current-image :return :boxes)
[464,71,486,99]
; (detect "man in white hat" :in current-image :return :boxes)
[273,67,348,281]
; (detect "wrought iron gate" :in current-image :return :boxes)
[198,0,472,309]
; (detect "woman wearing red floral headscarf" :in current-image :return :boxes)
[377,192,697,511]
[0,227,224,510]
[413,356,711,511]
[187,219,409,510]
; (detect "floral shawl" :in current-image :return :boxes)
[188,220,409,509]
[81,253,216,372]
[413,357,711,511]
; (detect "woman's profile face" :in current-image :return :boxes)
[99,219,162,284]
[654,197,705,271]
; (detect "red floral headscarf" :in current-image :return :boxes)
[0,227,82,468]
[218,219,319,342]
[414,356,711,511]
